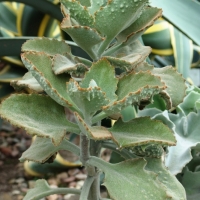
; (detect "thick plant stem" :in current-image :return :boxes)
[80,135,90,166]
[88,140,102,200]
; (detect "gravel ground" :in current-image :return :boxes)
[0,121,109,200]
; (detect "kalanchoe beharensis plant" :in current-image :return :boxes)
[0,0,187,200]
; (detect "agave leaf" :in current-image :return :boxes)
[0,65,26,82]
[0,94,80,146]
[94,0,148,53]
[117,7,162,44]
[109,117,176,149]
[80,58,118,102]
[22,37,71,56]
[88,157,168,200]
[150,0,200,46]
[145,158,186,200]
[166,111,200,175]
[20,137,80,163]
[67,79,109,121]
[52,54,89,75]
[21,52,79,110]
[11,72,43,93]
[181,167,200,200]
[74,112,112,140]
[152,66,186,108]
[60,0,94,26]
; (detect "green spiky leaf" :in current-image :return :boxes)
[0,94,80,146]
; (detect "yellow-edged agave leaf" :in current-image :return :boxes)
[80,58,118,102]
[23,179,80,200]
[11,72,43,93]
[0,94,80,146]
[67,79,109,121]
[152,66,186,107]
[21,52,79,110]
[20,137,80,163]
[52,54,89,75]
[145,158,186,200]
[104,41,151,72]
[117,7,162,44]
[22,37,71,56]
[109,117,176,149]
[74,112,112,140]
[60,0,94,26]
[103,71,166,115]
[88,157,168,200]
[94,0,148,53]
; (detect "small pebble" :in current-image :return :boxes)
[68,169,80,176]
[12,190,21,195]
[63,176,76,183]
[75,174,87,180]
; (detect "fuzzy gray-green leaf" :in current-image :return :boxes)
[20,137,80,163]
[109,117,176,149]
[22,37,71,56]
[0,94,80,146]
[21,52,79,110]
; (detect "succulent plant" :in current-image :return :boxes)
[0,0,187,199]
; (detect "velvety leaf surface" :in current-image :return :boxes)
[80,58,118,102]
[166,111,200,174]
[61,16,103,59]
[146,158,186,200]
[117,7,162,44]
[60,0,94,26]
[103,71,165,115]
[74,112,112,140]
[88,157,168,200]
[22,37,71,56]
[21,52,79,110]
[0,94,80,146]
[67,79,109,121]
[52,54,88,75]
[20,137,80,163]
[11,72,43,93]
[94,0,148,52]
[152,66,186,107]
[109,117,176,149]
[104,41,151,72]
